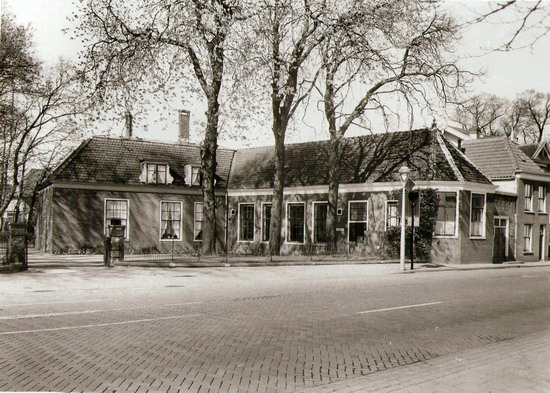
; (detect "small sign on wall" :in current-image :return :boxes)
[336,228,344,232]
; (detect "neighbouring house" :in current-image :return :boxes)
[519,141,550,173]
[462,136,550,262]
[35,124,517,264]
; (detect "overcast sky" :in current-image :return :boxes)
[4,0,550,146]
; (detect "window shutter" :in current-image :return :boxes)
[183,164,192,186]
[139,162,147,183]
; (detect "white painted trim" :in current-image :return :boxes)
[104,198,130,240]
[227,181,496,197]
[516,172,550,182]
[384,200,399,232]
[523,223,533,253]
[260,202,272,243]
[285,201,306,244]
[145,162,170,185]
[52,181,202,195]
[469,192,487,239]
[193,201,203,242]
[538,184,547,213]
[237,202,255,242]
[493,216,509,258]
[524,182,534,213]
[540,224,546,261]
[159,200,183,242]
[312,201,328,244]
[348,200,369,249]
[434,191,460,239]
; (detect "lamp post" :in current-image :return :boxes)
[399,166,410,272]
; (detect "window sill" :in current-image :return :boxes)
[469,236,486,240]
[523,251,534,255]
[524,211,535,214]
[538,211,548,215]
[160,239,182,242]
[237,240,254,243]
[433,235,458,239]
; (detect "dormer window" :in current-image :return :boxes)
[148,164,167,184]
[139,162,174,184]
[191,166,201,186]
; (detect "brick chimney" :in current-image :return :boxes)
[124,111,133,138]
[178,110,190,144]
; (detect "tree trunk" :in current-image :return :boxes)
[326,136,341,244]
[269,127,285,256]
[201,97,219,255]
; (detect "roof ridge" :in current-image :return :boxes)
[90,135,238,152]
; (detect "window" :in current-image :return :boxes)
[525,183,533,211]
[261,203,271,242]
[470,193,485,238]
[105,199,129,238]
[191,166,201,186]
[147,163,167,184]
[524,224,533,252]
[239,204,255,241]
[194,202,203,241]
[385,200,399,230]
[160,202,182,240]
[313,202,328,243]
[287,203,305,243]
[349,201,368,242]
[435,192,457,236]
[539,185,547,212]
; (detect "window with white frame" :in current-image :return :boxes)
[538,185,547,212]
[524,224,533,252]
[194,202,203,241]
[287,203,305,243]
[386,200,399,229]
[261,203,271,242]
[314,203,328,243]
[239,204,255,241]
[525,183,533,211]
[147,163,168,184]
[105,199,128,237]
[191,166,201,186]
[470,193,485,238]
[160,201,182,240]
[435,192,457,236]
[349,201,368,242]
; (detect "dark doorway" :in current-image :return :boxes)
[493,217,507,264]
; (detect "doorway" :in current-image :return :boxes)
[539,224,545,261]
[493,217,508,264]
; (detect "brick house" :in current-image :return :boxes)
[462,137,550,262]
[35,127,513,264]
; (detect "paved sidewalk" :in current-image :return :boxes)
[300,329,550,393]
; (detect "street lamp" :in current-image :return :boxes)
[399,166,410,272]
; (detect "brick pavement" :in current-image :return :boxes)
[0,265,549,392]
[299,328,550,393]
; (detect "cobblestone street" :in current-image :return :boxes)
[1,263,549,392]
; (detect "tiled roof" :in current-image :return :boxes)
[228,129,491,189]
[50,137,236,187]
[462,137,543,180]
[518,143,539,159]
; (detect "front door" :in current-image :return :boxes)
[493,217,508,264]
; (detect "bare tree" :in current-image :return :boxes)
[317,0,471,242]
[515,90,550,143]
[74,0,250,254]
[452,93,508,138]
[244,0,325,255]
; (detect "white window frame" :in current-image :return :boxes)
[469,192,486,239]
[193,201,203,242]
[260,202,272,243]
[312,201,329,244]
[159,201,183,242]
[384,199,399,232]
[434,191,460,239]
[104,198,130,240]
[191,166,201,186]
[238,202,255,242]
[525,183,533,212]
[146,162,169,184]
[524,223,533,253]
[538,185,547,213]
[348,200,369,243]
[285,201,306,244]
